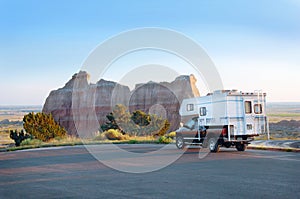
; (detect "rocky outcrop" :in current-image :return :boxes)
[43,71,200,137]
[129,75,200,131]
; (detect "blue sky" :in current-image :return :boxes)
[0,0,299,105]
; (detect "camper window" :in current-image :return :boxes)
[247,124,252,130]
[254,104,262,114]
[245,101,252,114]
[199,107,207,116]
[187,104,194,111]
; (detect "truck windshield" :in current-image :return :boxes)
[184,119,197,129]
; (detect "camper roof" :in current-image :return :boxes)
[206,90,266,97]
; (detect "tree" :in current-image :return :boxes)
[131,110,151,126]
[23,112,67,142]
[100,105,170,136]
[100,112,122,132]
[100,105,131,134]
[10,129,31,146]
[154,118,170,136]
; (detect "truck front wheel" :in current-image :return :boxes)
[209,138,220,153]
[176,136,185,149]
[236,143,247,151]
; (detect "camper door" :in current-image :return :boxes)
[244,99,265,135]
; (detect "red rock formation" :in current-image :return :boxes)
[129,75,200,131]
[43,71,200,137]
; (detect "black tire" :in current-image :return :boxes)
[223,142,232,148]
[176,136,185,149]
[208,138,220,153]
[236,143,247,151]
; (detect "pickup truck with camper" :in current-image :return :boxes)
[175,90,269,152]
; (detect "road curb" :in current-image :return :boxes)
[2,143,300,153]
[248,146,300,152]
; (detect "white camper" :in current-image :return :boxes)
[176,90,269,152]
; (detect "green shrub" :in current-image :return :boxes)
[131,110,151,126]
[167,131,176,138]
[102,129,130,140]
[157,136,173,144]
[105,129,122,140]
[23,112,67,142]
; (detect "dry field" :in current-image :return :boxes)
[0,106,41,146]
[267,102,300,122]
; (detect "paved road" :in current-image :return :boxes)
[0,145,299,198]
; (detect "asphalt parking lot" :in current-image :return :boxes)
[1,144,299,198]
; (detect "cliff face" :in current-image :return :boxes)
[43,71,200,136]
[129,75,200,131]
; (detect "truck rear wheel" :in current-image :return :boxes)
[209,138,220,153]
[176,136,185,149]
[223,142,232,148]
[236,143,247,151]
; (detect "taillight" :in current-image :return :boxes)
[221,127,227,136]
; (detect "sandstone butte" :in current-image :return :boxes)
[43,71,200,137]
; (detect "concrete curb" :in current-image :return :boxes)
[1,143,300,153]
[248,145,300,152]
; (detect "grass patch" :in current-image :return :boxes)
[268,113,300,117]
[128,139,138,144]
[21,138,42,146]
[3,134,168,151]
[157,136,173,144]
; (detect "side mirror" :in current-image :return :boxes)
[199,126,206,132]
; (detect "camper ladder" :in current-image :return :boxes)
[255,90,270,140]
